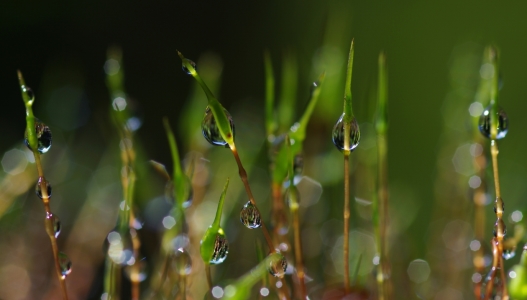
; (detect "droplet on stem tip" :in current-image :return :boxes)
[332,113,360,152]
[201,106,235,147]
[24,118,52,154]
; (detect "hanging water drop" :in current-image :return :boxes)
[58,252,72,278]
[182,59,197,75]
[23,86,35,102]
[210,232,229,264]
[493,218,507,238]
[201,106,235,147]
[172,248,192,275]
[24,118,52,154]
[479,105,509,139]
[105,230,135,265]
[332,113,360,152]
[503,247,516,260]
[268,253,287,278]
[35,177,52,199]
[47,213,61,238]
[240,201,262,229]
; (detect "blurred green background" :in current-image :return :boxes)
[2,1,527,299]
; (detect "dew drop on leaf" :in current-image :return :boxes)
[240,201,262,229]
[210,232,229,264]
[24,118,52,154]
[35,177,52,199]
[182,59,197,75]
[172,248,192,275]
[58,252,72,278]
[268,253,287,278]
[201,106,235,147]
[479,105,508,139]
[332,113,360,152]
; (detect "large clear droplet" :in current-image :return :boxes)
[35,177,52,199]
[201,106,235,147]
[24,86,35,102]
[268,253,287,278]
[210,232,229,264]
[172,248,192,275]
[240,201,262,229]
[479,105,509,139]
[182,59,197,75]
[47,212,61,238]
[24,119,52,154]
[58,252,72,278]
[332,113,360,152]
[105,230,135,265]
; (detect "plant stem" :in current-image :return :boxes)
[343,154,351,294]
[18,71,69,300]
[230,145,275,251]
[205,265,213,290]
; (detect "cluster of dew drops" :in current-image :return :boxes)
[24,104,72,279]
[182,58,287,277]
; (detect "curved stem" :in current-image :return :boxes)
[206,264,213,290]
[230,146,274,251]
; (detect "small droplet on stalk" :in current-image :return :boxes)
[240,201,262,229]
[47,212,61,238]
[268,253,287,278]
[172,248,192,275]
[479,105,508,139]
[210,232,229,264]
[35,177,52,199]
[332,113,360,152]
[182,59,197,75]
[201,106,235,147]
[58,252,72,278]
[24,119,52,154]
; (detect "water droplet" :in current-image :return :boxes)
[105,230,135,265]
[47,212,61,238]
[494,197,505,215]
[332,114,360,152]
[268,253,287,278]
[503,247,516,260]
[285,186,300,208]
[240,201,262,229]
[24,119,52,154]
[35,177,52,199]
[210,232,229,264]
[124,258,148,282]
[493,218,507,238]
[479,105,509,139]
[182,59,197,75]
[24,86,35,102]
[172,248,192,275]
[201,106,235,147]
[293,154,303,175]
[58,252,72,278]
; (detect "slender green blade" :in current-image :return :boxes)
[277,51,298,132]
[17,71,38,151]
[264,50,277,139]
[178,51,234,146]
[343,39,355,122]
[200,178,229,263]
[163,117,189,209]
[375,52,388,134]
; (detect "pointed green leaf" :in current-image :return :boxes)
[200,178,229,264]
[163,118,190,209]
[17,71,38,152]
[178,51,234,146]
[343,39,355,122]
[264,50,277,139]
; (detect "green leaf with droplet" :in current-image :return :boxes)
[222,253,283,300]
[178,51,235,147]
[271,73,325,184]
[17,71,38,153]
[200,178,229,264]
[264,50,277,139]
